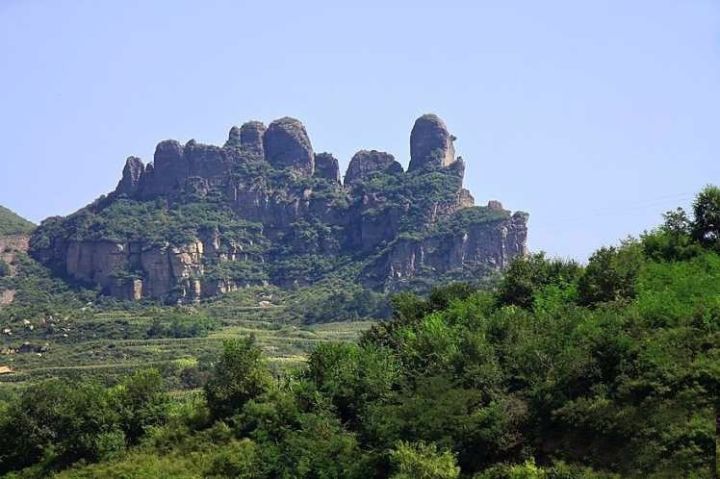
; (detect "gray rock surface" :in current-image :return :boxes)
[344,150,403,185]
[314,153,341,183]
[263,117,314,175]
[408,113,456,171]
[115,157,144,196]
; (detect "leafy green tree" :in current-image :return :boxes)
[307,342,398,425]
[0,380,123,474]
[205,439,259,479]
[204,337,273,420]
[237,388,370,478]
[692,185,720,249]
[577,240,644,305]
[642,207,703,261]
[113,369,169,443]
[497,253,582,309]
[389,441,460,479]
[474,460,615,478]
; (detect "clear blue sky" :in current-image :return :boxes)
[1,0,719,261]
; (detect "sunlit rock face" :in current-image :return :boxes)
[408,113,457,172]
[263,117,314,176]
[344,150,402,185]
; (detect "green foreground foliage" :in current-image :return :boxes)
[1,187,719,478]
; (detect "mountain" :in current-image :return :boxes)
[30,114,528,303]
[0,205,34,236]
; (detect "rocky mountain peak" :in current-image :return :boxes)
[115,156,144,196]
[314,153,341,183]
[408,113,457,172]
[263,117,314,176]
[226,126,242,148]
[344,150,403,185]
[239,121,266,159]
[34,113,528,302]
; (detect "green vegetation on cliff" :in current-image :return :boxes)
[0,205,34,236]
[0,187,717,478]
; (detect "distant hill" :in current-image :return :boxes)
[0,205,35,236]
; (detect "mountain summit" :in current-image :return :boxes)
[30,115,528,302]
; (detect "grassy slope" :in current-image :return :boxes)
[0,286,374,389]
[0,205,35,236]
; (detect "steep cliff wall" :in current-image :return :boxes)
[30,114,528,302]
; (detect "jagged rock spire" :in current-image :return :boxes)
[344,150,403,185]
[239,121,266,158]
[114,156,144,196]
[227,121,266,160]
[263,117,314,175]
[314,153,341,183]
[408,114,456,172]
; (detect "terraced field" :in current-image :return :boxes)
[0,299,375,389]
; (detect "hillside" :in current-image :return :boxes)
[0,205,34,236]
[30,114,527,303]
[0,206,33,304]
[0,187,717,478]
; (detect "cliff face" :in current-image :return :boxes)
[364,210,528,290]
[30,114,528,302]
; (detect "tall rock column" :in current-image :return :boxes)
[263,117,314,175]
[408,114,456,172]
[114,156,144,196]
[226,121,267,160]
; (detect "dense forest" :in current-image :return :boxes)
[0,186,719,478]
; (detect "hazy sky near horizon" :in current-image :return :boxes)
[1,1,719,261]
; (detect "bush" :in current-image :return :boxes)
[146,310,218,338]
[389,441,460,479]
[577,240,644,306]
[692,184,720,248]
[204,337,273,420]
[497,253,582,309]
[0,259,10,277]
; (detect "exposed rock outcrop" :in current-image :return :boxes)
[226,121,266,160]
[226,126,242,149]
[263,117,314,175]
[115,157,144,196]
[32,114,529,302]
[408,114,456,171]
[344,150,403,185]
[0,234,30,270]
[314,153,341,183]
[364,211,528,290]
[139,140,187,197]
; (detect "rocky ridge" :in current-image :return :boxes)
[30,114,528,302]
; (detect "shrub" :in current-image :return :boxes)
[204,337,273,420]
[0,259,10,277]
[389,441,460,479]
